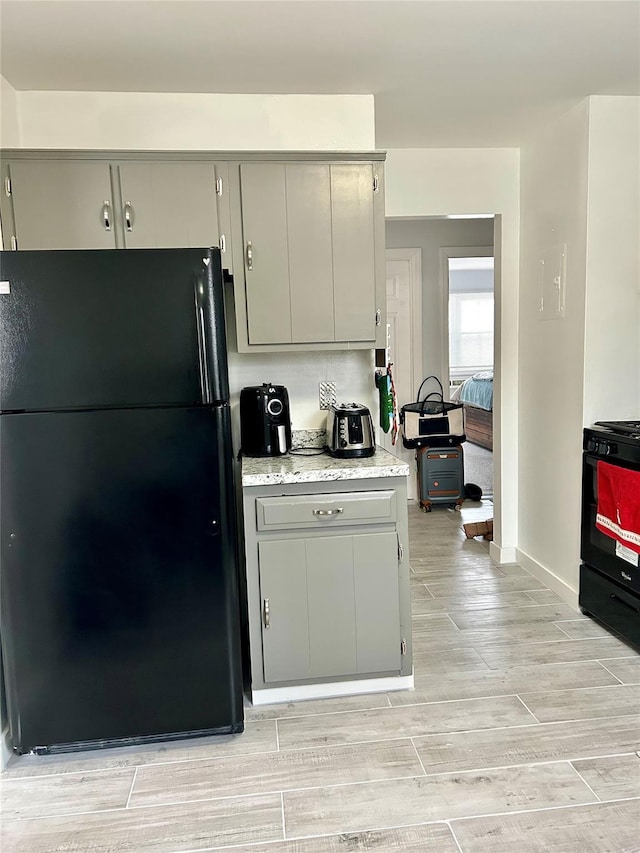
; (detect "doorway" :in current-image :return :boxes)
[385,217,496,506]
[441,248,494,498]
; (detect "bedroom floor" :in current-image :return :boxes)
[463,440,493,498]
[2,502,639,852]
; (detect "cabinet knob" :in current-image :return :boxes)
[262,597,271,629]
[246,241,253,271]
[312,507,344,517]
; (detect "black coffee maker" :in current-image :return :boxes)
[240,384,292,457]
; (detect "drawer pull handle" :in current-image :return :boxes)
[263,598,270,629]
[313,507,344,517]
[610,593,639,614]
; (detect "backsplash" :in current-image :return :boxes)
[227,349,377,454]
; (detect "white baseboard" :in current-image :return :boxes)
[490,541,517,564]
[249,674,414,706]
[1,726,12,771]
[516,548,579,611]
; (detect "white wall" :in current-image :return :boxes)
[518,96,640,603]
[583,96,640,424]
[0,76,20,147]
[13,91,375,152]
[385,217,494,381]
[385,149,520,560]
[519,100,590,601]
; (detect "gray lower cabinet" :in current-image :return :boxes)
[242,477,411,696]
[234,161,383,349]
[259,531,400,683]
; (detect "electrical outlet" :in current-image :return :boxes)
[319,382,336,410]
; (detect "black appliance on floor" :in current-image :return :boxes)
[580,420,640,647]
[0,248,244,754]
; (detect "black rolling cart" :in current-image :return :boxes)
[399,376,466,512]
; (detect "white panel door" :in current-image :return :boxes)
[380,248,422,500]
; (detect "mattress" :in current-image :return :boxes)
[457,371,493,412]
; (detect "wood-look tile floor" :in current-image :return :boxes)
[2,501,639,852]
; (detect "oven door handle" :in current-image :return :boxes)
[610,593,640,614]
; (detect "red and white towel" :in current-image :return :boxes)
[596,460,640,554]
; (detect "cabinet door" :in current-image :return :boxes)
[8,160,115,250]
[259,539,310,682]
[306,537,357,677]
[259,532,400,684]
[118,162,220,249]
[286,165,335,343]
[331,164,376,341]
[353,532,401,672]
[240,163,292,344]
[214,162,233,274]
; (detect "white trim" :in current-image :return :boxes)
[385,247,423,399]
[489,541,517,564]
[438,245,493,386]
[383,247,423,500]
[516,548,580,611]
[249,674,414,706]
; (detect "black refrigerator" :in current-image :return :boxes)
[0,247,244,754]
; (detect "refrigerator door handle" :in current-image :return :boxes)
[194,275,212,404]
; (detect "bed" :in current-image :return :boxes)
[451,371,494,451]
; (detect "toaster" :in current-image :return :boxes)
[326,403,375,458]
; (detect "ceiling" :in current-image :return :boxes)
[1,0,639,147]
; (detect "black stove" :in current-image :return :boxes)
[580,420,640,648]
[594,419,640,439]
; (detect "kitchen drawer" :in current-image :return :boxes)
[256,490,396,531]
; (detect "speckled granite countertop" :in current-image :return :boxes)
[241,446,410,487]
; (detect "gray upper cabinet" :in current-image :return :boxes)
[234,160,384,351]
[4,160,115,250]
[213,162,233,274]
[117,162,220,250]
[331,164,376,342]
[1,157,229,258]
[0,150,385,350]
[239,163,292,345]
[239,162,336,346]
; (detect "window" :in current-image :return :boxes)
[448,257,494,380]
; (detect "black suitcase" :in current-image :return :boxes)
[417,445,465,512]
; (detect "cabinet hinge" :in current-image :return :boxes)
[401,639,407,655]
[4,176,11,197]
[10,235,18,251]
[219,233,226,254]
[373,174,379,193]
[215,177,223,196]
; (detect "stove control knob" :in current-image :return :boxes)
[597,441,617,456]
[586,438,597,453]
